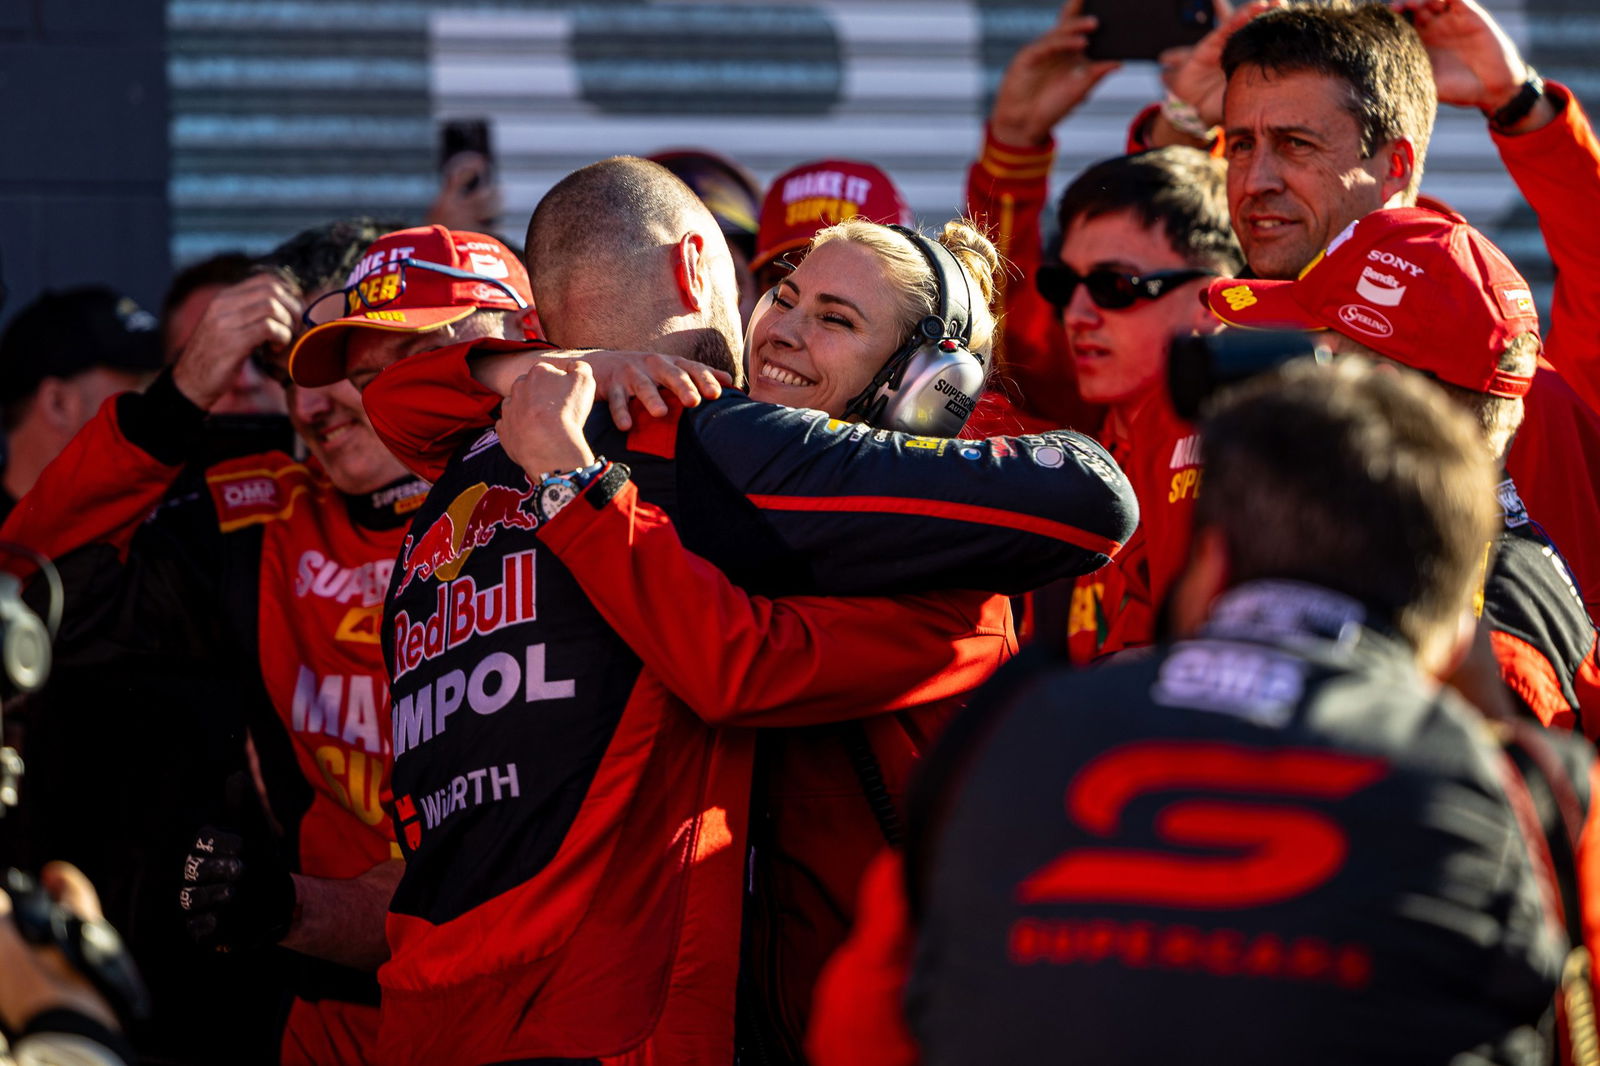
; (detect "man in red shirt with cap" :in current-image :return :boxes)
[1,222,537,1066]
[1205,205,1600,739]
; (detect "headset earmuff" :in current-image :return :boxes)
[843,224,987,437]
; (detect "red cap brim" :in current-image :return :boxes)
[1205,276,1326,331]
[287,307,477,387]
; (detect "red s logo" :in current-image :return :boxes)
[1018,742,1387,909]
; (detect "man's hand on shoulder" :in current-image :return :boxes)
[171,273,302,411]
[497,360,599,479]
[575,350,730,431]
[477,348,729,430]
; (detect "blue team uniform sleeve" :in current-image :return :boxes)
[670,394,1138,597]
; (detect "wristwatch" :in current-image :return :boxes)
[1488,67,1545,132]
[535,459,608,524]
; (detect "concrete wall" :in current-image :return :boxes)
[0,0,170,330]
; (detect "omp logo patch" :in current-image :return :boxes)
[222,478,277,509]
[207,463,315,530]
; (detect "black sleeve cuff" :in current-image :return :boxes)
[583,461,631,511]
[20,1007,136,1064]
[115,367,208,466]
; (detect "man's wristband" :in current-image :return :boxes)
[1160,92,1216,141]
[1488,67,1544,131]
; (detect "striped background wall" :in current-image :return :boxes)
[169,0,1596,310]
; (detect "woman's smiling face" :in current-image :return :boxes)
[746,238,909,416]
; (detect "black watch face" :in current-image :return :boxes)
[538,478,579,521]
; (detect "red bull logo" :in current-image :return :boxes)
[397,481,538,594]
[392,549,540,680]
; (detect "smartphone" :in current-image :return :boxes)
[439,119,494,192]
[1082,0,1214,61]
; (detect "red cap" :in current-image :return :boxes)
[288,225,531,388]
[753,158,914,272]
[1206,207,1539,398]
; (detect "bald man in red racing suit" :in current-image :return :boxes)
[348,331,1136,1065]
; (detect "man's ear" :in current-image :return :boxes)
[1380,138,1417,205]
[672,232,709,314]
[34,377,80,433]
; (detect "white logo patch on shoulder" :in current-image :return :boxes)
[1151,641,1306,727]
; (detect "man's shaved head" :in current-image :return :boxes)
[525,156,741,377]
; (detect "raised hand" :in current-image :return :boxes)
[1162,0,1287,128]
[172,273,303,410]
[1391,0,1530,114]
[989,0,1121,148]
[426,151,503,233]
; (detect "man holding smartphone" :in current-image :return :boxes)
[965,0,1242,659]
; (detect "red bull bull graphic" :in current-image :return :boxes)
[396,480,538,594]
[392,549,539,680]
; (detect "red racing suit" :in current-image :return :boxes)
[964,125,1104,436]
[1482,479,1600,740]
[1061,397,1199,662]
[965,129,1201,659]
[1496,82,1600,622]
[363,343,1136,1065]
[1,370,420,1065]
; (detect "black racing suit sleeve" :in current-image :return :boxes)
[3,376,308,844]
[666,395,1139,597]
[8,373,233,667]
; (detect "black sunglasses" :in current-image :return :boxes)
[1035,263,1209,311]
[302,257,528,329]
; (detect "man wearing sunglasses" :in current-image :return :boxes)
[1045,150,1241,661]
[979,147,1236,662]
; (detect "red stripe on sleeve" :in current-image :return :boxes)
[747,494,1123,558]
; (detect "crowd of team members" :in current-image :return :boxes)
[1,0,1599,1063]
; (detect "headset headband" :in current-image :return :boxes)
[885,224,974,350]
